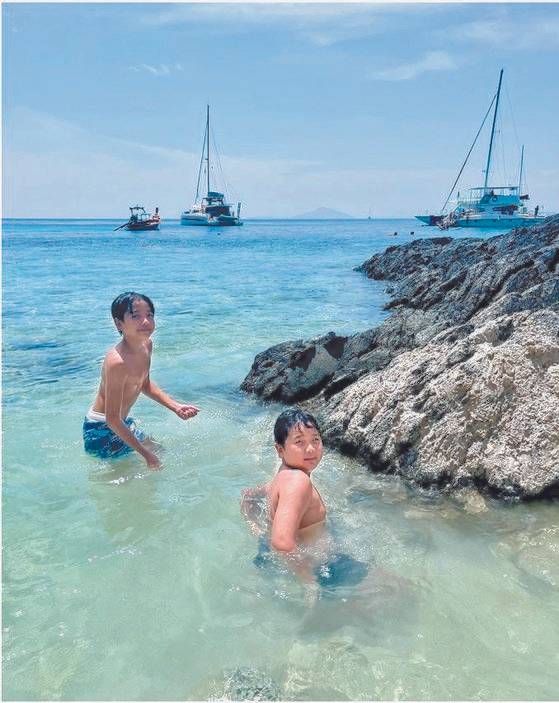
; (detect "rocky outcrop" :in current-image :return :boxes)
[241,217,559,499]
[320,309,559,498]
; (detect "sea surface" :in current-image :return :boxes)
[3,218,559,701]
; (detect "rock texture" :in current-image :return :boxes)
[241,217,559,499]
[221,667,282,701]
[321,309,559,498]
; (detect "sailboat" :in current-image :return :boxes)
[416,70,548,230]
[180,106,243,227]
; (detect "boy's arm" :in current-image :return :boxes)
[240,484,268,536]
[270,473,312,553]
[142,376,199,420]
[241,484,267,499]
[104,359,161,470]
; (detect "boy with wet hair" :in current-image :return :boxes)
[83,291,199,469]
[269,408,327,552]
[241,407,368,596]
[241,407,326,549]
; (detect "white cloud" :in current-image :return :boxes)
[370,50,457,81]
[142,4,376,26]
[138,3,421,47]
[129,63,183,76]
[437,15,559,50]
[133,5,559,53]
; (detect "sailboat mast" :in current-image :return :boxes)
[483,68,504,191]
[518,144,524,193]
[206,105,210,196]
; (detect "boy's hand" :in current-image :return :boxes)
[173,403,199,420]
[144,450,162,470]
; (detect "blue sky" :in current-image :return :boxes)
[3,2,559,218]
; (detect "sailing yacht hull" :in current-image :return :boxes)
[180,213,242,226]
[180,213,211,226]
[415,214,444,226]
[213,215,243,226]
[454,215,546,228]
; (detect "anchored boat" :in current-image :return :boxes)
[416,69,549,230]
[181,106,242,227]
[115,206,160,232]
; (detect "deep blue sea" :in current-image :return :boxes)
[3,218,559,700]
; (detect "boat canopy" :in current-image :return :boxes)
[206,191,224,200]
[468,186,519,194]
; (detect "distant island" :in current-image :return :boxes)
[295,207,355,219]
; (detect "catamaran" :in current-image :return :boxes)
[416,70,548,230]
[181,106,242,227]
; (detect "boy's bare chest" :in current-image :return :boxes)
[305,487,327,521]
[122,356,149,391]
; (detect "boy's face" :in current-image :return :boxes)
[276,423,323,473]
[114,299,155,339]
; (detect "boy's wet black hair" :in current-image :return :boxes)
[111,292,155,323]
[274,408,321,446]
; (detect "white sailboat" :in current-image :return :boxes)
[416,69,549,230]
[180,106,242,227]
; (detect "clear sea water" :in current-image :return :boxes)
[3,218,559,701]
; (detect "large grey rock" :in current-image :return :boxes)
[316,309,559,498]
[240,331,349,403]
[241,217,559,498]
[358,220,559,325]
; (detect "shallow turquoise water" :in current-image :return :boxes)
[3,219,559,700]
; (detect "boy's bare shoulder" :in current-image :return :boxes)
[103,346,126,372]
[276,469,312,493]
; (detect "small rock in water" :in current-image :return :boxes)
[453,488,488,514]
[221,667,282,701]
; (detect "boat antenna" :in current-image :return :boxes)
[518,144,524,193]
[206,104,210,196]
[441,92,496,213]
[483,68,504,191]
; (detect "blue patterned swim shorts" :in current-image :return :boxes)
[253,536,369,596]
[83,416,146,459]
